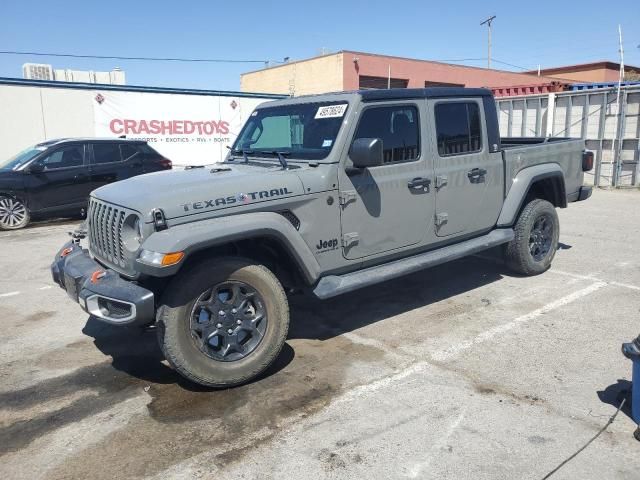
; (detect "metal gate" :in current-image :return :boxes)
[496,85,640,187]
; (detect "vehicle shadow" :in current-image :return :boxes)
[82,253,510,389]
[81,317,295,391]
[288,254,507,341]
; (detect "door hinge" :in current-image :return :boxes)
[435,175,448,189]
[435,213,449,227]
[339,191,357,207]
[342,232,359,248]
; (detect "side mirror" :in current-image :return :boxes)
[27,162,44,174]
[349,138,384,168]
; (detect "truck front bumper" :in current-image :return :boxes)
[51,241,155,326]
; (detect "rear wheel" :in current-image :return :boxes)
[157,257,289,387]
[505,199,559,276]
[0,197,30,230]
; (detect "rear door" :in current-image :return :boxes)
[89,142,144,191]
[429,98,503,237]
[25,144,91,211]
[338,101,435,260]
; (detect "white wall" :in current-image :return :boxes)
[0,83,275,165]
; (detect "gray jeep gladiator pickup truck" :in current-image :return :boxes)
[52,87,593,387]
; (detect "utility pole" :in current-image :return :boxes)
[612,24,625,186]
[480,15,496,69]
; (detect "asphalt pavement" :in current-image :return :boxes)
[1,189,639,479]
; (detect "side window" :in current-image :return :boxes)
[120,144,139,161]
[92,143,122,165]
[434,102,482,156]
[40,145,84,171]
[352,105,420,163]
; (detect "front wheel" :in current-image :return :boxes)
[0,196,30,230]
[157,257,289,387]
[504,199,559,276]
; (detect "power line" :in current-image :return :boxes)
[491,58,530,70]
[0,50,273,64]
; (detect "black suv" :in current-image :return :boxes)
[0,138,172,230]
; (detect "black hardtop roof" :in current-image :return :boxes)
[358,87,493,101]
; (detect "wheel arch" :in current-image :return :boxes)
[138,212,322,287]
[497,164,566,227]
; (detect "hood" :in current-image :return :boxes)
[0,169,23,188]
[92,162,306,221]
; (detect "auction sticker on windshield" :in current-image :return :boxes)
[315,104,348,119]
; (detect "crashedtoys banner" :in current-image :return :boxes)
[93,90,267,166]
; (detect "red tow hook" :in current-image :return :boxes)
[60,247,74,258]
[90,270,106,284]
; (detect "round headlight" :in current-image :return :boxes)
[121,214,143,252]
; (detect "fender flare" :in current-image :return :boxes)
[497,164,566,227]
[137,212,321,284]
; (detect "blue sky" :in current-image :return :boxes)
[1,0,638,91]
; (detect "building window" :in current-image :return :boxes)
[359,75,409,90]
[425,81,465,88]
[434,102,482,156]
[352,105,420,163]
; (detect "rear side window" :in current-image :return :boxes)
[120,144,140,161]
[138,144,158,155]
[92,143,121,164]
[434,102,482,156]
[352,105,420,163]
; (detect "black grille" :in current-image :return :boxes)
[88,199,128,268]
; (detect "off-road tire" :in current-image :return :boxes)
[157,257,289,388]
[0,196,30,230]
[504,199,559,276]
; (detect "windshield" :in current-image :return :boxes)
[0,146,46,171]
[233,102,348,160]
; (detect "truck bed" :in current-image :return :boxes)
[500,137,585,199]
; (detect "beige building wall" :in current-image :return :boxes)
[241,53,344,96]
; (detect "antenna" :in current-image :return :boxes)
[480,15,497,69]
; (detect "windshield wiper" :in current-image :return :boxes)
[227,146,252,163]
[271,151,289,170]
[237,149,290,169]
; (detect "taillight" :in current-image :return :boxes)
[582,151,594,172]
[159,158,172,169]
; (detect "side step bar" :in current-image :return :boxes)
[313,229,514,299]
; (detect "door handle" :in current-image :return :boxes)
[74,173,87,181]
[408,177,431,191]
[467,168,487,183]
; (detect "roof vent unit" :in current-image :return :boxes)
[22,63,54,81]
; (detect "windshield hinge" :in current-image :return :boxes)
[339,191,357,207]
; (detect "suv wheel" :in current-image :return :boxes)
[504,199,559,276]
[157,257,289,387]
[0,197,30,230]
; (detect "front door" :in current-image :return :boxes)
[25,144,91,212]
[338,102,434,260]
[429,99,503,237]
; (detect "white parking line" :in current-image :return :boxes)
[431,281,607,362]
[0,291,21,298]
[550,269,640,291]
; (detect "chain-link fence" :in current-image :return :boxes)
[496,85,640,187]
